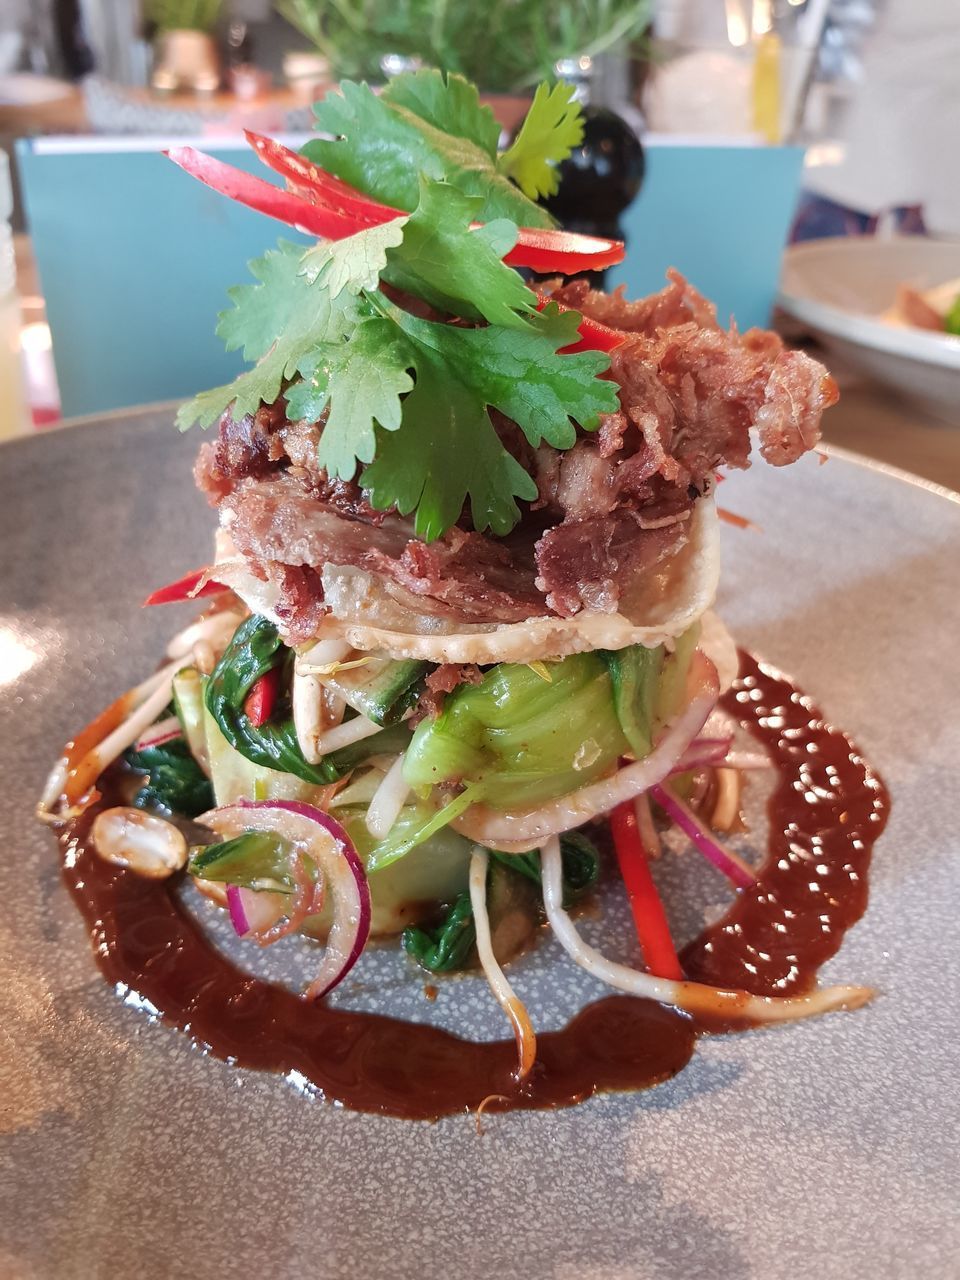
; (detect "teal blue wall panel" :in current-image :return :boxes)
[17,138,802,419]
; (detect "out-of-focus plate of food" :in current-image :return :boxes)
[778,237,960,423]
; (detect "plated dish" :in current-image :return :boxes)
[8,420,959,1276]
[38,73,887,1119]
[778,236,960,424]
[885,277,960,335]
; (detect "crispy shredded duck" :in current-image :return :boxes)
[196,270,837,642]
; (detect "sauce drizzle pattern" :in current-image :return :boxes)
[57,652,889,1119]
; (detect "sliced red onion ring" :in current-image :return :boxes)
[226,884,286,937]
[650,782,756,889]
[199,801,371,999]
[671,735,734,774]
[227,884,250,935]
[134,715,182,752]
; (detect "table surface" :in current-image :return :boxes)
[819,373,960,493]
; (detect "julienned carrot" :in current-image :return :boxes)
[610,799,683,981]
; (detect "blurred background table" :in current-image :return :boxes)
[0,0,958,495]
[818,375,960,493]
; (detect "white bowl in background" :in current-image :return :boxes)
[778,237,960,424]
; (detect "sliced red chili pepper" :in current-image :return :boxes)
[246,132,628,274]
[243,668,280,727]
[167,143,625,275]
[535,295,627,354]
[244,130,402,226]
[610,799,683,981]
[506,228,624,274]
[143,567,227,607]
[166,146,374,241]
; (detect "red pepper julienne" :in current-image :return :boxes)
[243,668,280,728]
[244,130,405,227]
[166,139,625,277]
[143,567,227,607]
[610,800,683,981]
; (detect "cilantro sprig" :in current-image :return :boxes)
[360,298,615,539]
[304,72,554,228]
[177,241,360,430]
[178,70,617,542]
[498,82,584,200]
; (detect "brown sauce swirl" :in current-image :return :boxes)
[57,652,889,1120]
[685,653,890,996]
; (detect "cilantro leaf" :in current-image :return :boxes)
[302,318,414,479]
[393,302,619,448]
[216,240,307,362]
[301,218,407,298]
[346,293,615,539]
[382,179,535,329]
[380,69,500,159]
[305,79,554,228]
[177,244,359,431]
[498,82,584,200]
[362,353,537,541]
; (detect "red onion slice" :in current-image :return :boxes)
[227,884,250,935]
[199,801,371,999]
[134,715,183,752]
[650,782,756,889]
[671,735,733,774]
[226,884,287,938]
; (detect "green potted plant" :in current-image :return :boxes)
[274,0,650,94]
[149,0,223,93]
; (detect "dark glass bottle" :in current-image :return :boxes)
[543,105,645,287]
[53,0,95,79]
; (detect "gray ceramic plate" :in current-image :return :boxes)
[2,406,959,1280]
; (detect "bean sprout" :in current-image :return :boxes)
[365,755,410,838]
[540,836,872,1024]
[469,848,537,1080]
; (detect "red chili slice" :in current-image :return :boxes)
[165,147,376,242]
[610,800,683,981]
[243,668,280,727]
[143,568,226,606]
[506,229,624,274]
[536,295,627,354]
[167,142,625,275]
[244,130,402,226]
[245,132,627,274]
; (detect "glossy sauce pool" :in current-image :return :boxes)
[58,653,889,1120]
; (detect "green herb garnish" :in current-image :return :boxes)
[126,738,213,818]
[176,70,619,542]
[498,82,584,199]
[204,615,334,786]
